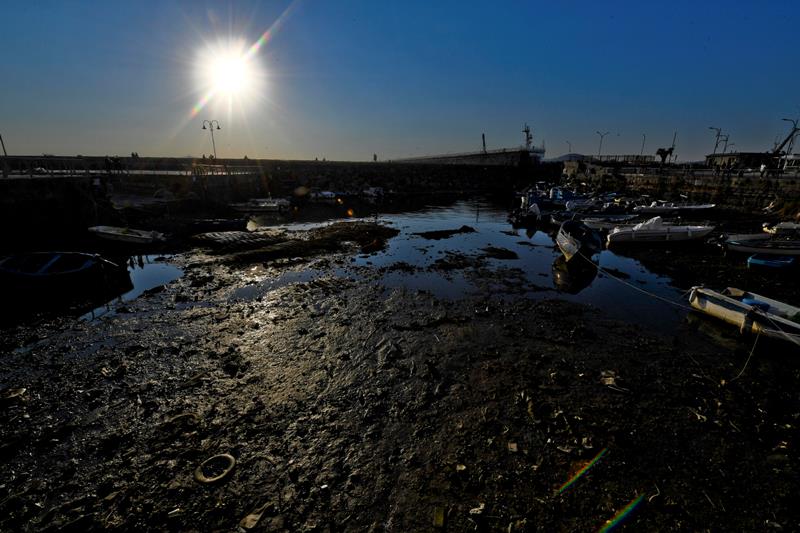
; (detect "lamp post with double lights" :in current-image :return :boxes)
[202,120,221,159]
[596,131,610,158]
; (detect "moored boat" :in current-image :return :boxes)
[747,254,796,269]
[632,201,716,215]
[607,217,715,245]
[556,220,603,261]
[725,236,800,256]
[229,198,290,213]
[762,221,800,235]
[88,226,166,244]
[582,214,638,231]
[688,286,800,344]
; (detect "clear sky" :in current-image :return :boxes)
[1,0,798,161]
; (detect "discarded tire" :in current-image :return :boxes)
[194,453,236,484]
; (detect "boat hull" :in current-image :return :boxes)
[88,226,165,244]
[607,226,714,245]
[688,287,800,344]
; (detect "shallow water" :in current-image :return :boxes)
[82,255,183,320]
[252,198,691,334]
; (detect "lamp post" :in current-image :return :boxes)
[721,135,731,154]
[708,126,722,154]
[596,131,609,158]
[566,140,572,154]
[202,120,221,159]
[639,134,646,158]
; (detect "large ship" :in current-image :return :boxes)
[395,124,545,167]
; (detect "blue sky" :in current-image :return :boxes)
[1,0,798,161]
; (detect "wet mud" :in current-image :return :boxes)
[0,221,798,532]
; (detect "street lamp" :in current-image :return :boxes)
[202,120,221,159]
[640,134,646,158]
[566,140,572,154]
[720,135,730,154]
[596,131,609,158]
[708,126,722,154]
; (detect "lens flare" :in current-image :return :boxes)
[598,494,644,532]
[557,447,607,494]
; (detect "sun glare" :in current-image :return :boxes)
[208,50,252,96]
[193,40,265,117]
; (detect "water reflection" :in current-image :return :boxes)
[82,255,182,320]
[552,255,598,294]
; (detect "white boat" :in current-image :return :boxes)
[688,287,800,344]
[88,226,165,244]
[556,220,603,261]
[582,214,638,231]
[607,217,714,245]
[309,191,339,204]
[632,201,716,215]
[229,198,290,213]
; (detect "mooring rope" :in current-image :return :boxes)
[576,250,800,349]
[576,250,694,312]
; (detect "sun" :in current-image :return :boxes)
[193,39,264,115]
[208,49,253,96]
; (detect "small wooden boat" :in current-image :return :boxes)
[747,254,796,269]
[607,217,715,245]
[633,201,715,215]
[688,287,800,343]
[556,220,603,261]
[229,198,290,213]
[88,226,166,244]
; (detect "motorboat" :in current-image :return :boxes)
[556,220,603,261]
[582,214,638,231]
[229,197,291,213]
[632,201,716,215]
[607,217,715,245]
[688,286,800,344]
[88,225,166,244]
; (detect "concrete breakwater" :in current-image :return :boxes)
[596,172,800,212]
[0,160,546,245]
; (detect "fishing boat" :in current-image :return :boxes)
[688,287,800,344]
[88,226,166,244]
[229,198,290,213]
[747,254,796,269]
[556,220,603,261]
[607,217,715,245]
[632,201,716,215]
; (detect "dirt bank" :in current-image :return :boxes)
[0,223,797,532]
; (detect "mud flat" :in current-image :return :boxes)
[0,221,798,531]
